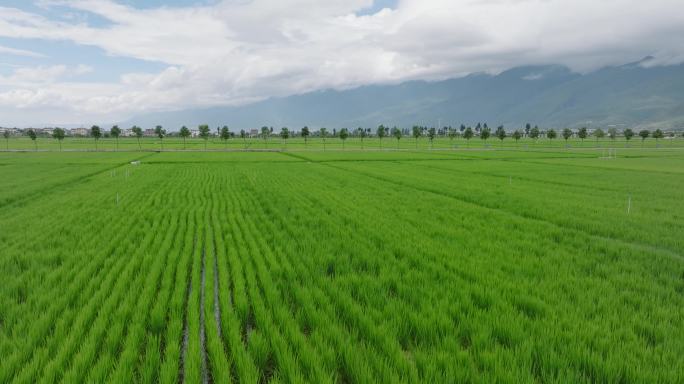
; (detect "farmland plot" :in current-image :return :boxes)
[0,149,683,383]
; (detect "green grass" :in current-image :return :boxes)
[3,135,683,152]
[0,148,682,383]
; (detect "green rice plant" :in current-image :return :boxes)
[1,149,683,383]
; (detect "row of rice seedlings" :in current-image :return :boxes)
[228,190,334,383]
[106,209,184,382]
[27,211,166,384]
[266,255,381,383]
[264,167,433,354]
[61,211,183,383]
[202,202,233,383]
[2,187,163,383]
[206,174,265,382]
[137,210,189,383]
[159,207,197,383]
[7,249,132,384]
[234,180,396,381]
[236,169,416,382]
[221,196,305,383]
[135,203,194,383]
[210,196,261,382]
[184,209,206,383]
[47,209,176,383]
[1,230,130,382]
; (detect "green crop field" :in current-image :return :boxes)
[1,147,683,383]
[2,135,683,153]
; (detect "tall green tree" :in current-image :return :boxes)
[377,125,386,148]
[199,124,211,150]
[562,128,573,143]
[221,126,230,149]
[512,129,522,145]
[530,126,540,141]
[525,123,531,137]
[260,126,269,148]
[240,129,247,149]
[608,127,617,141]
[480,126,491,144]
[546,128,557,141]
[412,126,421,148]
[638,129,650,146]
[623,128,634,142]
[594,128,605,144]
[132,126,143,150]
[653,129,664,144]
[339,128,349,150]
[463,126,474,146]
[391,127,402,148]
[179,126,190,149]
[447,126,457,148]
[280,127,289,149]
[52,128,65,151]
[301,126,310,145]
[357,127,366,150]
[3,131,9,150]
[110,125,121,151]
[578,127,588,143]
[90,125,101,151]
[154,125,166,151]
[27,129,38,151]
[427,127,436,149]
[320,128,328,151]
[495,125,506,145]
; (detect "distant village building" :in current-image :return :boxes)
[250,129,259,138]
[70,128,89,136]
[144,129,155,137]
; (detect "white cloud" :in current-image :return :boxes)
[1,0,684,125]
[0,64,93,86]
[0,45,46,58]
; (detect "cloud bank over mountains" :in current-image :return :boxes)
[1,0,683,126]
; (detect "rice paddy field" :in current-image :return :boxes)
[1,146,683,383]
[3,135,682,152]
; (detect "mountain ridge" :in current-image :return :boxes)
[124,59,684,130]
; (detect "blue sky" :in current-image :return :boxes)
[0,0,680,126]
[0,1,172,79]
[0,0,397,78]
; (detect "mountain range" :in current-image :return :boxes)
[125,57,684,131]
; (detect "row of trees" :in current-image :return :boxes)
[485,127,668,146]
[9,124,680,151]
